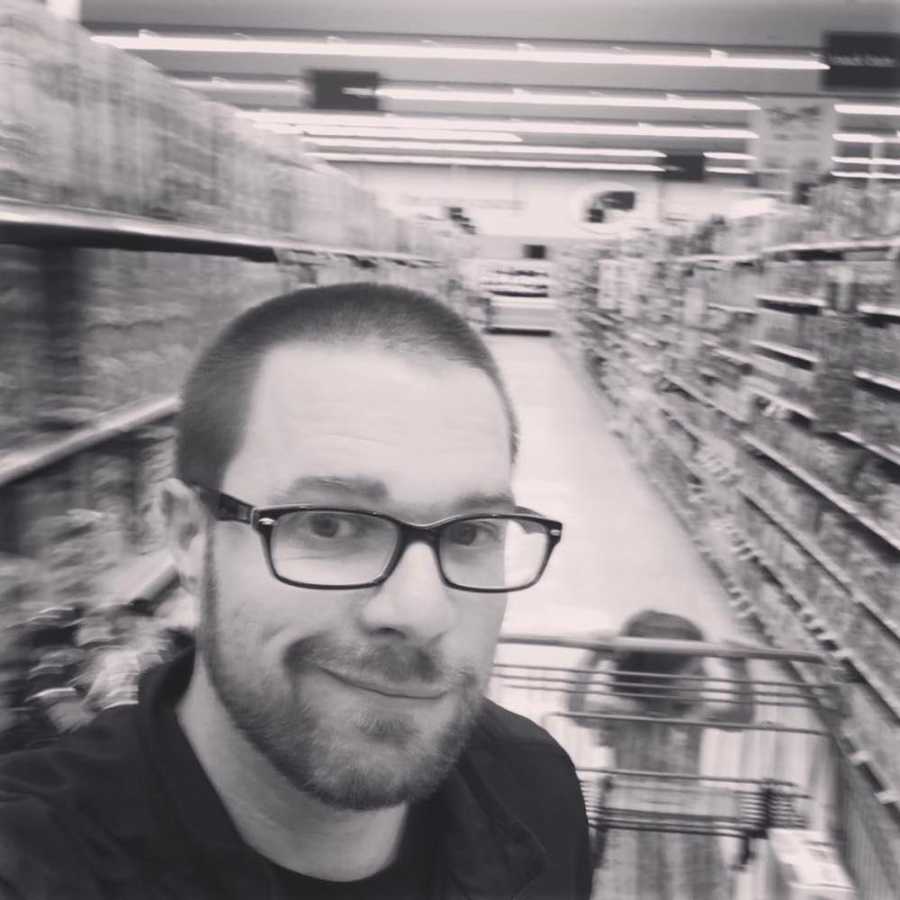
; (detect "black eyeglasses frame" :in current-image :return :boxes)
[189,484,563,593]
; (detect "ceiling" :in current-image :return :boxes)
[80,1,900,170]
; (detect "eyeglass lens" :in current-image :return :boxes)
[269,510,548,589]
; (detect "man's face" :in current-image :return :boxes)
[198,343,513,810]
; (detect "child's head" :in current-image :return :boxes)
[612,609,707,711]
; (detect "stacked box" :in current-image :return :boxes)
[36,508,107,607]
[73,33,111,211]
[85,443,133,571]
[130,425,175,555]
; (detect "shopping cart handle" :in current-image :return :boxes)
[498,632,827,664]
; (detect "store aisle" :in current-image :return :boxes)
[489,333,742,644]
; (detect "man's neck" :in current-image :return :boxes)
[175,658,408,882]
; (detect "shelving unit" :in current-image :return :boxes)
[757,293,826,311]
[575,215,900,851]
[751,340,820,365]
[743,435,900,552]
[0,396,180,488]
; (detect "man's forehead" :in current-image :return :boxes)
[224,341,514,507]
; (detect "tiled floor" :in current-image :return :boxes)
[489,332,743,645]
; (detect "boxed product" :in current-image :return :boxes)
[763,829,856,899]
[35,508,108,606]
[0,0,46,202]
[130,425,176,554]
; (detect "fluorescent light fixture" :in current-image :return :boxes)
[835,103,900,116]
[706,166,751,175]
[91,32,826,70]
[832,156,900,166]
[375,86,759,111]
[832,170,900,180]
[306,138,666,157]
[261,123,523,142]
[173,78,758,111]
[312,152,665,171]
[244,111,756,140]
[834,132,900,144]
[704,151,755,160]
[174,77,308,94]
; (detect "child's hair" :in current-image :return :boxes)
[611,609,706,703]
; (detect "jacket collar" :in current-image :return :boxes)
[137,649,546,900]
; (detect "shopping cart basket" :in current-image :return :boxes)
[489,634,851,898]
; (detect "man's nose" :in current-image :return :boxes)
[358,540,457,642]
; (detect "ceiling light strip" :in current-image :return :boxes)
[835,103,900,117]
[176,78,758,111]
[704,152,756,160]
[262,124,523,142]
[311,152,665,171]
[834,132,900,144]
[832,156,900,166]
[706,166,752,175]
[91,33,826,70]
[245,112,756,140]
[832,170,900,180]
[305,138,667,157]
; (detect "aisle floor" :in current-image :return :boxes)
[489,333,743,644]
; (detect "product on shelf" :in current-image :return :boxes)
[130,426,175,555]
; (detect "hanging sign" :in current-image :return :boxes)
[309,70,380,111]
[749,98,836,204]
[822,33,900,91]
[572,181,645,235]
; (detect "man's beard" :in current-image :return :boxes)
[197,541,486,811]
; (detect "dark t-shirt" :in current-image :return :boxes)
[265,800,437,899]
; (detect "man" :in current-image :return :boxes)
[0,284,591,899]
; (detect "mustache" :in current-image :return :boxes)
[285,634,472,688]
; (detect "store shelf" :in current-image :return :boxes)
[0,198,437,266]
[858,305,900,320]
[757,294,826,311]
[742,436,900,552]
[855,370,900,393]
[749,388,900,467]
[93,548,179,609]
[752,340,820,365]
[763,238,900,259]
[708,397,747,424]
[835,649,900,724]
[735,519,900,722]
[708,305,759,315]
[0,396,180,488]
[659,404,706,444]
[711,347,754,368]
[643,425,704,481]
[740,490,854,591]
[839,433,900,468]
[842,732,900,810]
[743,488,900,642]
[663,374,710,405]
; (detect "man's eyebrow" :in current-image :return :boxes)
[450,491,516,513]
[267,479,514,513]
[270,475,389,504]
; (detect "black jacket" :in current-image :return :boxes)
[0,650,592,900]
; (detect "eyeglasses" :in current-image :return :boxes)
[190,485,563,593]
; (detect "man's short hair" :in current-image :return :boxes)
[175,282,519,491]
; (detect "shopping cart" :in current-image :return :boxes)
[488,634,862,899]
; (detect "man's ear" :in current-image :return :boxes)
[161,479,206,596]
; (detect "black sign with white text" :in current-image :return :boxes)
[309,70,381,111]
[822,33,900,90]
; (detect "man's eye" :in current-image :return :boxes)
[308,514,343,538]
[446,520,503,547]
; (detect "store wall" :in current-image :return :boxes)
[338,162,748,243]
